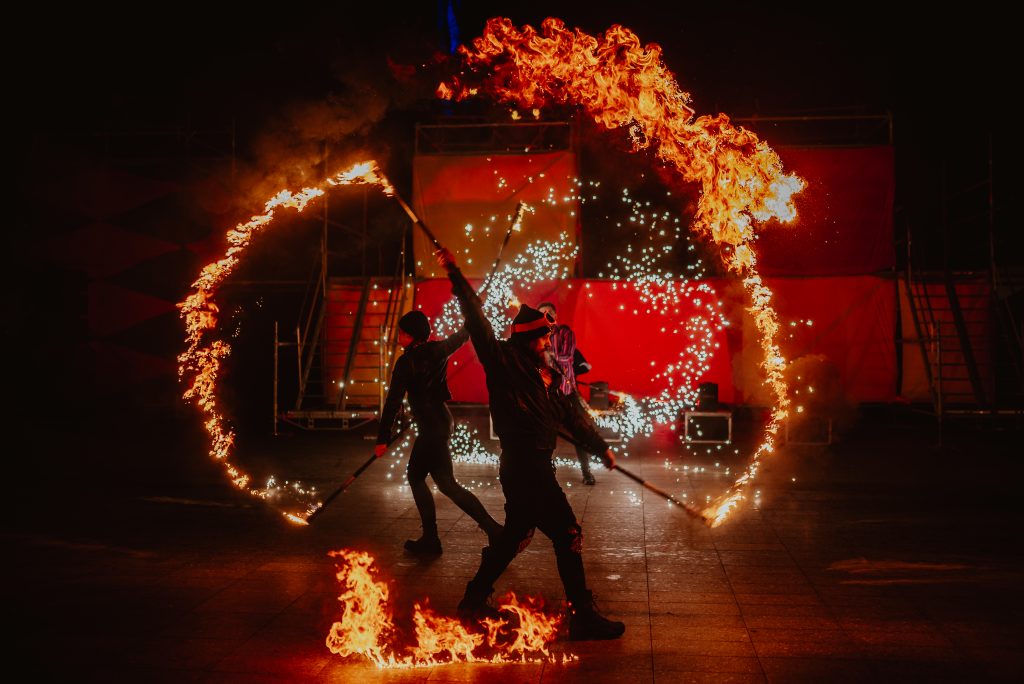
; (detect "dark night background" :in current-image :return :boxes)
[10,2,1017,451]
[7,10,1024,680]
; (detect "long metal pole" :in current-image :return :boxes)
[480,202,527,295]
[294,326,303,410]
[556,431,707,523]
[391,192,444,250]
[273,321,279,436]
[611,463,708,523]
[305,453,381,523]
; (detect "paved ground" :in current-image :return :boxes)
[9,405,1024,682]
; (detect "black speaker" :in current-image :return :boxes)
[696,382,719,411]
[589,381,609,409]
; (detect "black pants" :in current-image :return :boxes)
[568,392,594,478]
[407,407,498,536]
[575,445,594,478]
[467,449,588,603]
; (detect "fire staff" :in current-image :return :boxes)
[437,249,625,641]
[376,311,503,554]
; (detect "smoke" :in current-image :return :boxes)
[784,353,857,440]
[240,79,393,205]
[235,43,450,210]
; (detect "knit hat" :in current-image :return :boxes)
[509,304,553,342]
[398,310,431,341]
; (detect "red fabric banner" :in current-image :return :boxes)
[411,274,896,406]
[411,152,580,279]
[756,146,894,276]
[752,276,897,404]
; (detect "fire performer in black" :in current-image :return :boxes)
[375,310,503,555]
[436,249,625,641]
[537,301,598,485]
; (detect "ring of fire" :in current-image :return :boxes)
[177,17,804,527]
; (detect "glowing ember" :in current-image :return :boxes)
[177,161,394,522]
[442,18,804,525]
[326,549,573,668]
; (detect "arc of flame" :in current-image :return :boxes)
[177,161,393,522]
[442,17,804,526]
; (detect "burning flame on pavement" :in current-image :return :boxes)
[177,161,394,523]
[442,18,803,526]
[327,549,573,668]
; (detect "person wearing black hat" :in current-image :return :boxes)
[435,248,625,641]
[376,310,503,554]
[537,301,597,485]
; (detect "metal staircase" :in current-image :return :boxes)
[905,270,992,413]
[328,278,405,416]
[275,224,410,431]
[902,139,1023,427]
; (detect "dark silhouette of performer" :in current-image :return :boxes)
[376,310,503,555]
[537,301,598,485]
[436,248,625,641]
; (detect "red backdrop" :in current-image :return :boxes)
[757,146,895,276]
[412,151,580,279]
[406,144,898,406]
[413,275,896,405]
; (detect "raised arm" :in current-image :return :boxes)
[437,326,470,357]
[437,249,502,369]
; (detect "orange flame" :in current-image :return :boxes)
[177,161,394,521]
[326,549,573,668]
[443,18,802,525]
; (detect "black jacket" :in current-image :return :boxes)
[376,327,469,443]
[447,265,609,457]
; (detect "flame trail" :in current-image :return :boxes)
[326,549,572,668]
[442,18,804,525]
[177,161,394,522]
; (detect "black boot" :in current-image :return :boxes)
[456,580,501,621]
[404,534,442,555]
[568,591,625,640]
